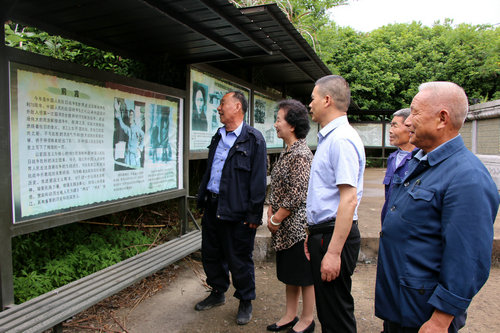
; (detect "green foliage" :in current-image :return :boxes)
[318,21,500,109]
[4,23,144,77]
[12,224,157,303]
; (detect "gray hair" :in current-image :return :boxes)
[418,82,468,129]
[315,75,351,112]
[392,108,411,121]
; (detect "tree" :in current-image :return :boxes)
[318,21,499,109]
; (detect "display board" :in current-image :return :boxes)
[306,117,319,148]
[253,92,282,149]
[352,123,383,147]
[9,63,183,223]
[189,68,250,151]
[384,123,393,147]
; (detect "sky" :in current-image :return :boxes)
[328,0,500,32]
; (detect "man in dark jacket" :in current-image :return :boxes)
[194,91,267,325]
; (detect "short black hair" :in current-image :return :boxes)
[277,99,310,139]
[315,75,351,112]
[229,91,248,113]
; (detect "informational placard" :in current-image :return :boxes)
[189,68,250,151]
[253,92,282,149]
[384,123,394,147]
[10,63,183,223]
[352,123,383,147]
[306,117,318,148]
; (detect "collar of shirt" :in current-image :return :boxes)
[395,148,412,168]
[207,122,244,194]
[414,134,461,164]
[317,115,348,143]
[220,121,243,140]
[284,138,306,155]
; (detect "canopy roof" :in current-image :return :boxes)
[4,0,332,100]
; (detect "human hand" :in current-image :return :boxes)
[418,310,453,333]
[321,252,341,281]
[304,235,310,261]
[244,222,259,229]
[267,216,279,234]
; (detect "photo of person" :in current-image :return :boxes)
[254,99,266,124]
[147,104,172,163]
[209,91,223,130]
[192,82,208,131]
[113,98,145,170]
[149,105,160,163]
[160,114,172,162]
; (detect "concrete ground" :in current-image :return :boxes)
[66,168,500,332]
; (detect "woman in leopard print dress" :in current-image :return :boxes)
[266,100,315,333]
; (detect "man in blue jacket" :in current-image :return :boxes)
[194,91,267,326]
[381,108,415,221]
[375,82,499,332]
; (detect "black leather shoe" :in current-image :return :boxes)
[236,300,252,325]
[267,316,299,331]
[194,291,225,311]
[288,320,315,333]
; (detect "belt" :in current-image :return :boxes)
[207,191,219,200]
[306,219,358,236]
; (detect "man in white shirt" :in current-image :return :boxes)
[305,75,366,333]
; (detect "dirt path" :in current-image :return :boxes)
[61,168,500,332]
[63,257,500,333]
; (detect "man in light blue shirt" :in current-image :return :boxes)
[305,75,366,332]
[206,123,241,193]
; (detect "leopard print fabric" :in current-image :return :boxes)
[269,139,313,251]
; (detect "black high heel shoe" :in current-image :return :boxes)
[288,320,315,333]
[267,316,299,331]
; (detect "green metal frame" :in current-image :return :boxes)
[0,46,189,309]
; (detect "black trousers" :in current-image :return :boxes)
[307,222,360,333]
[384,321,419,333]
[201,196,257,301]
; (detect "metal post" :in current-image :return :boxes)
[381,122,387,167]
[471,119,478,154]
[179,196,188,235]
[182,69,190,236]
[0,38,15,309]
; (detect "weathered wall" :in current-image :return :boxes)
[460,99,500,155]
[476,118,500,155]
[461,121,472,148]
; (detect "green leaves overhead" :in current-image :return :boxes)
[5,22,144,77]
[318,21,500,109]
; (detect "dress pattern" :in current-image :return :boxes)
[270,139,313,251]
